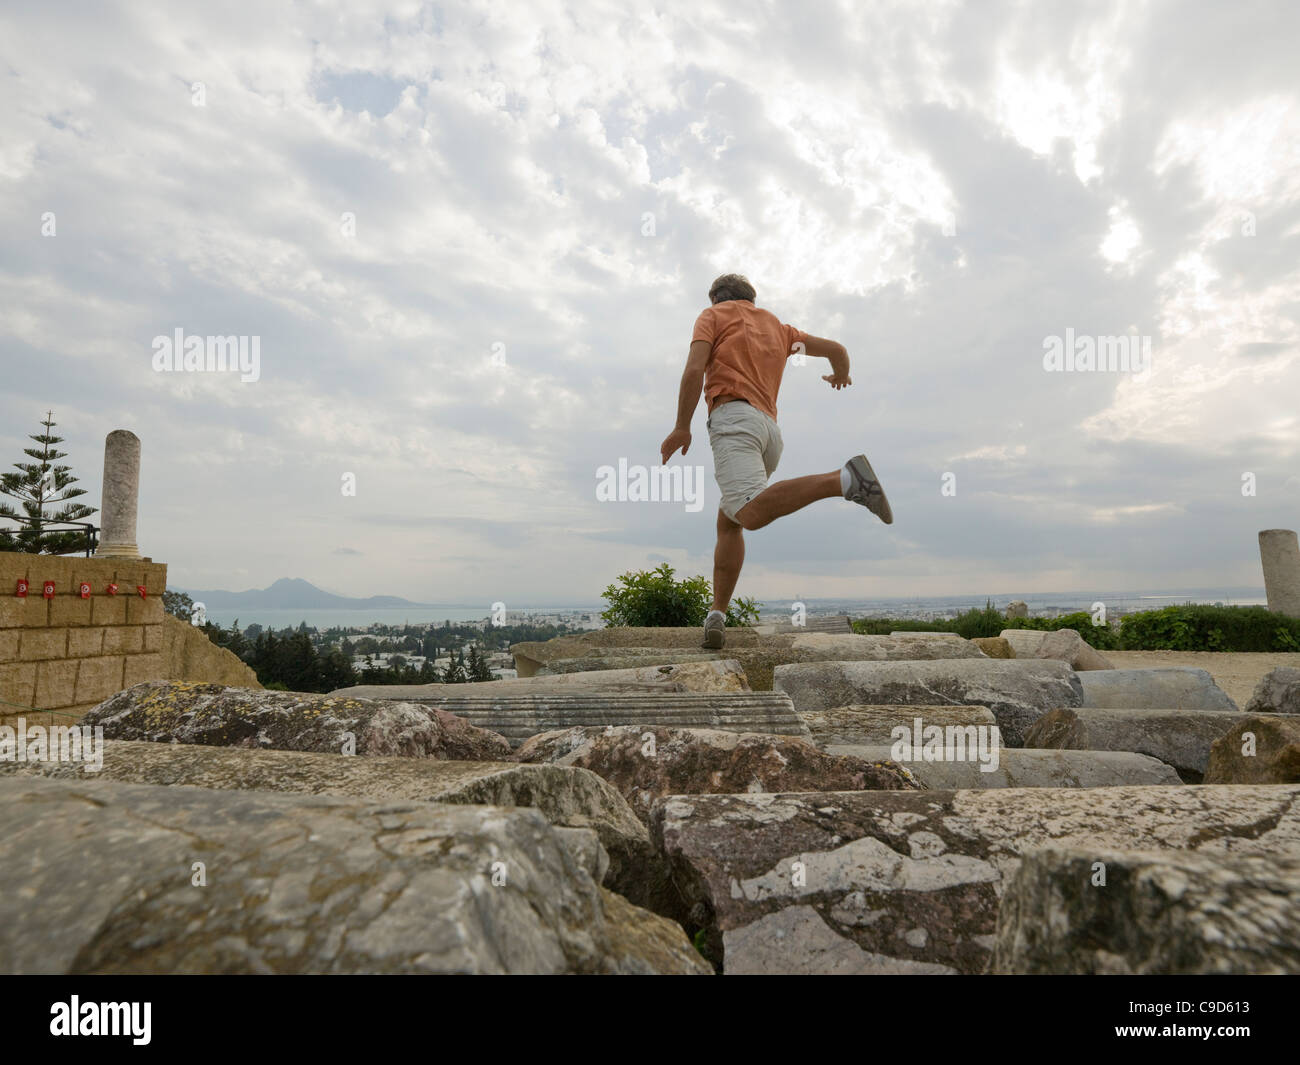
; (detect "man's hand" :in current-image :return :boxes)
[823,372,852,390]
[660,428,691,464]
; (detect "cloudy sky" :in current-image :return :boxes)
[3,0,1298,608]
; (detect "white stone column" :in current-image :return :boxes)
[1259,529,1300,618]
[95,430,142,560]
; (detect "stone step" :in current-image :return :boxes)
[774,658,1084,747]
[652,784,1300,975]
[823,744,1182,787]
[1078,667,1238,711]
[389,691,810,746]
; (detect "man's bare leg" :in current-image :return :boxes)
[733,471,841,531]
[712,508,745,614]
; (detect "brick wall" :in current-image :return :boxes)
[0,551,167,725]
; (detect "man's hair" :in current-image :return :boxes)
[709,273,756,305]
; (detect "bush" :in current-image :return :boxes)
[854,602,1007,640]
[601,563,760,628]
[1117,605,1300,652]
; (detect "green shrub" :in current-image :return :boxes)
[600,563,760,628]
[1118,605,1300,652]
[854,602,1007,640]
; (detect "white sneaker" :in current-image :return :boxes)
[703,610,726,649]
[844,454,893,524]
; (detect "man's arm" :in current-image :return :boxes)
[800,334,852,389]
[661,339,711,462]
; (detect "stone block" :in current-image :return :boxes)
[74,656,125,705]
[18,627,68,661]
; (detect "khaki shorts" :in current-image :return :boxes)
[707,400,783,523]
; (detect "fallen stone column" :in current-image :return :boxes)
[999,628,1044,656]
[822,745,1182,787]
[991,847,1300,974]
[799,704,997,747]
[0,775,710,974]
[1078,667,1238,711]
[1024,706,1258,782]
[774,658,1083,747]
[1260,529,1300,617]
[652,784,1300,975]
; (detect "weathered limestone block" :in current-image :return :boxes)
[0,738,653,901]
[1078,667,1238,712]
[0,776,710,974]
[774,659,1083,747]
[823,745,1182,788]
[799,704,997,747]
[537,650,727,675]
[1259,529,1300,617]
[999,628,1045,657]
[991,847,1300,974]
[1033,628,1114,671]
[1204,714,1300,784]
[84,681,512,760]
[652,785,1300,974]
[1244,666,1300,715]
[1023,706,1252,782]
[369,692,811,747]
[789,633,986,659]
[338,659,751,697]
[971,637,1014,659]
[1005,602,1028,619]
[515,726,920,820]
[160,614,262,688]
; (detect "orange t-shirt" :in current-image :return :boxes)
[692,300,808,421]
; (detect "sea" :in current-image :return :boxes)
[199,587,1269,632]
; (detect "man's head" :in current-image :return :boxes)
[709,273,756,305]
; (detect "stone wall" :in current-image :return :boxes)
[0,552,167,724]
[159,613,261,688]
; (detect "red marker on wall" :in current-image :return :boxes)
[42,581,55,599]
[136,585,148,598]
[79,582,91,599]
[15,579,28,598]
[106,583,119,596]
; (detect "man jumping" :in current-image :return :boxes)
[659,273,893,650]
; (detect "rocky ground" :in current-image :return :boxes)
[2,626,1298,974]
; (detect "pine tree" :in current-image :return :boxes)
[0,412,98,554]
[443,650,467,684]
[467,643,495,682]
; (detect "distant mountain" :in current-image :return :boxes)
[178,577,434,610]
